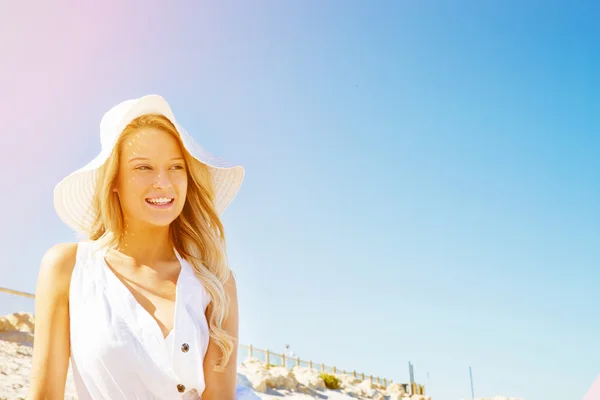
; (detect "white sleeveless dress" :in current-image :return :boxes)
[69,240,260,399]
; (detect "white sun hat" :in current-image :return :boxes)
[53,94,245,236]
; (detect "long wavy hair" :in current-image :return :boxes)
[87,113,234,371]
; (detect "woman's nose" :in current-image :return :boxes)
[152,172,173,190]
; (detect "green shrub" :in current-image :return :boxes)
[320,372,341,390]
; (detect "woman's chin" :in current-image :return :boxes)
[141,213,181,228]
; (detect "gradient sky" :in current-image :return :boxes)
[1,2,599,399]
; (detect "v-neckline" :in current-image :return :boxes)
[100,247,183,340]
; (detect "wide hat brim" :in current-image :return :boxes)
[53,94,245,236]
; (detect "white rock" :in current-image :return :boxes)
[237,358,269,392]
[0,313,35,333]
[239,357,266,373]
[388,382,407,394]
[358,379,372,391]
[266,366,298,390]
[291,365,325,390]
[338,374,362,388]
[358,379,379,397]
[250,377,267,393]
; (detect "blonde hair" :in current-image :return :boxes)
[88,113,234,371]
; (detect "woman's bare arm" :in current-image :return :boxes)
[27,243,78,400]
[202,273,240,400]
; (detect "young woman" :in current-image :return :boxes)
[27,95,260,399]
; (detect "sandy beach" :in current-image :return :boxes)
[1,312,522,400]
[0,312,430,400]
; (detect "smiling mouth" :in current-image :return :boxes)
[145,197,174,206]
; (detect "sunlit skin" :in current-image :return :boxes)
[115,127,188,233]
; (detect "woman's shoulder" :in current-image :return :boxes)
[37,242,80,298]
[41,242,79,270]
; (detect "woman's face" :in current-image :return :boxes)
[113,127,188,229]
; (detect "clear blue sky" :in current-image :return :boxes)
[1,2,598,399]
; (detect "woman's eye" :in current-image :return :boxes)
[135,165,183,171]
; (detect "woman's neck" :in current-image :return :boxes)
[113,222,177,265]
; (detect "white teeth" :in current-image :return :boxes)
[146,197,173,205]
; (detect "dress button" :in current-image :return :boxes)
[177,384,186,393]
[181,343,190,352]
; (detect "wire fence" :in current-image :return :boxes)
[1,287,426,396]
[239,344,425,395]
